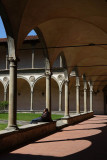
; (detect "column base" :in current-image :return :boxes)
[63,115,70,118]
[76,112,80,115]
[6,125,19,131]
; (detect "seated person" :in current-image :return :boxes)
[30,108,52,124]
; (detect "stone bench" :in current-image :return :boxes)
[61,112,94,125]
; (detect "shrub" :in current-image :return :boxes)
[0,101,8,111]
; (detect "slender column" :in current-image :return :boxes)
[32,49,35,69]
[84,81,87,113]
[6,55,8,70]
[46,70,51,114]
[4,90,7,101]
[76,77,80,114]
[64,80,69,117]
[30,87,34,111]
[7,57,18,130]
[59,89,62,111]
[60,56,63,68]
[90,85,93,112]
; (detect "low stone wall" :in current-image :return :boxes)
[61,112,94,125]
[0,121,56,153]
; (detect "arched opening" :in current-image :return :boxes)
[0,81,4,101]
[33,77,46,111]
[53,55,60,68]
[33,76,59,111]
[17,78,31,110]
[51,78,59,111]
[69,77,76,114]
[17,29,46,69]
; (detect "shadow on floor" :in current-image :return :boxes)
[1,116,107,160]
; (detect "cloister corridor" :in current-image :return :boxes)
[1,115,107,160]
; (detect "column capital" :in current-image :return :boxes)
[59,90,62,93]
[90,85,93,92]
[8,57,20,62]
[45,70,52,77]
[65,79,69,83]
[8,57,19,67]
[76,76,80,87]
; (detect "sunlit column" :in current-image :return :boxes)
[4,89,7,101]
[84,81,87,113]
[76,77,80,114]
[30,86,34,111]
[64,80,69,117]
[90,85,93,112]
[59,89,62,111]
[46,70,51,114]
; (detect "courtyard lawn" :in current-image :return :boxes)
[0,113,63,121]
[0,123,7,130]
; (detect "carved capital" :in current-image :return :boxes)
[45,70,52,77]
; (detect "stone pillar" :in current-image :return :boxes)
[76,77,80,114]
[90,85,93,112]
[46,70,51,114]
[7,57,18,130]
[60,56,63,68]
[30,87,34,111]
[64,80,69,117]
[6,55,8,70]
[59,89,62,111]
[4,90,7,101]
[84,81,87,113]
[32,49,35,69]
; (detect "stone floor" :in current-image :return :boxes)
[1,115,107,160]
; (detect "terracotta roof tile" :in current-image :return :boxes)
[0,35,39,43]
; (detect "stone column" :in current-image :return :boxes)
[46,70,51,114]
[76,77,80,114]
[64,80,69,117]
[60,56,63,68]
[32,49,35,69]
[6,55,8,70]
[90,85,93,112]
[59,89,62,111]
[84,81,87,113]
[7,57,18,130]
[30,87,34,111]
[4,90,7,101]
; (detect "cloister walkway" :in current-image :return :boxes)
[1,115,107,160]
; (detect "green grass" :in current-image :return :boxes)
[0,123,22,130]
[0,113,63,121]
[0,113,63,131]
[0,124,7,130]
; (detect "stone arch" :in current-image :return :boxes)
[33,75,60,111]
[51,76,60,90]
[69,66,81,112]
[51,78,59,111]
[53,51,67,69]
[33,77,46,111]
[17,77,31,110]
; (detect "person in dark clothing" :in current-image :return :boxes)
[30,108,52,124]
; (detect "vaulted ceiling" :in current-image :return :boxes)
[1,0,107,90]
